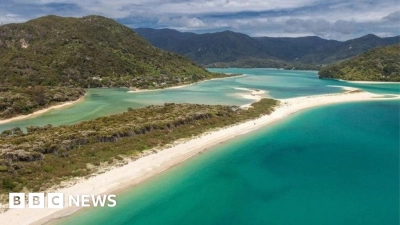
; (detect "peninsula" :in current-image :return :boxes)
[0,88,397,225]
[0,15,228,120]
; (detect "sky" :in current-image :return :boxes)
[1,0,399,40]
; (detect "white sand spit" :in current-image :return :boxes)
[0,90,398,225]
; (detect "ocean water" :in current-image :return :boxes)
[2,68,398,132]
[56,100,399,225]
[1,68,398,224]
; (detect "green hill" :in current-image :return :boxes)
[0,15,223,119]
[0,15,218,88]
[318,44,400,81]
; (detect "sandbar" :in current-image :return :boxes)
[0,90,398,225]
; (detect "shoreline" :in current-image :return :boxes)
[128,74,245,93]
[0,91,398,225]
[127,84,189,93]
[236,88,268,108]
[0,74,240,124]
[0,95,86,125]
[338,79,400,84]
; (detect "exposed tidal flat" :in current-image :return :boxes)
[0,68,399,224]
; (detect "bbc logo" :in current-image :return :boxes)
[9,193,117,209]
[9,193,64,209]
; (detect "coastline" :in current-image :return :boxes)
[346,81,400,84]
[127,84,189,93]
[0,95,86,125]
[236,88,268,107]
[1,74,240,124]
[0,90,398,225]
[338,79,400,84]
[128,74,245,93]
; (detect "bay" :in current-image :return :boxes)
[56,100,399,225]
[0,69,344,132]
[1,68,398,224]
[1,69,398,132]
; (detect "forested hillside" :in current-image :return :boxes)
[0,15,225,119]
[135,28,399,68]
[318,44,400,81]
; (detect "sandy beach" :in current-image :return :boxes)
[0,95,86,125]
[339,80,400,84]
[128,75,245,93]
[235,87,268,104]
[0,90,398,225]
[127,84,189,93]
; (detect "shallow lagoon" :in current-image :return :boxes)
[1,69,399,224]
[3,68,398,132]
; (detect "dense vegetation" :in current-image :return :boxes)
[318,44,400,81]
[0,15,220,88]
[0,15,228,119]
[135,28,399,69]
[0,99,278,195]
[209,58,321,70]
[0,86,84,119]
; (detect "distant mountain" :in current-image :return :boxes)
[319,34,400,64]
[318,44,400,81]
[135,28,400,68]
[254,36,341,63]
[135,28,274,65]
[0,15,222,119]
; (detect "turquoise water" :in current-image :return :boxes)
[2,68,398,132]
[1,69,342,132]
[208,68,400,97]
[56,100,399,225]
[1,68,399,224]
[0,88,146,132]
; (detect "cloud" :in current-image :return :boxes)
[284,18,330,35]
[0,13,26,24]
[383,10,400,22]
[159,16,206,29]
[283,18,358,36]
[4,13,19,19]
[0,0,399,40]
[333,20,356,34]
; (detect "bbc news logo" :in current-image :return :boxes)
[9,193,117,209]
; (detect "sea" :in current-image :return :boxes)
[1,69,398,224]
